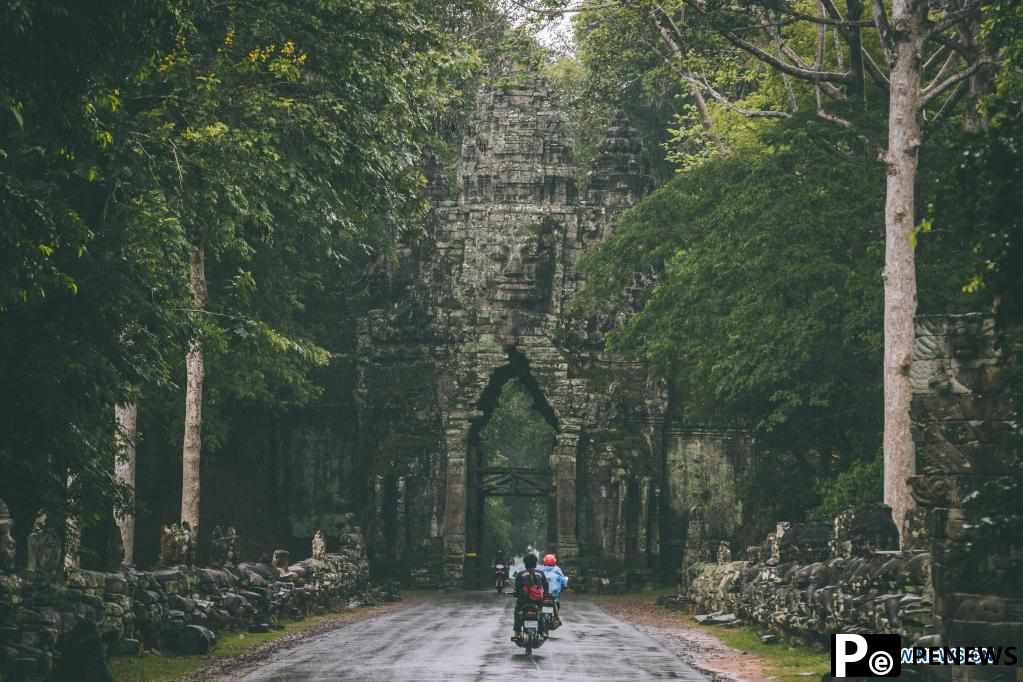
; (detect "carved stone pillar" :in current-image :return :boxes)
[442,415,471,580]
[552,429,579,560]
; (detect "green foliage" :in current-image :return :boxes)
[581,125,885,458]
[481,380,556,469]
[484,496,514,556]
[0,0,482,549]
[812,454,883,520]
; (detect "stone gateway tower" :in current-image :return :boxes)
[354,76,753,585]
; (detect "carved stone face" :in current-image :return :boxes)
[483,220,557,309]
[0,521,15,571]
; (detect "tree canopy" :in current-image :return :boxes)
[0,0,482,555]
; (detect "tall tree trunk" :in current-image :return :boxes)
[181,245,208,538]
[114,401,138,565]
[881,0,925,541]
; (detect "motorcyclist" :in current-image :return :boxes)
[540,553,568,624]
[494,548,508,592]
[511,553,549,642]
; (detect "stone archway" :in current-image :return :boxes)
[435,340,585,583]
[353,74,754,585]
[462,350,558,586]
[422,77,654,582]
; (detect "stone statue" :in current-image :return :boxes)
[210,525,225,564]
[181,521,195,565]
[717,540,732,564]
[64,513,80,571]
[159,522,193,566]
[0,499,15,573]
[211,525,240,566]
[271,549,290,576]
[765,532,778,566]
[26,513,62,578]
[312,530,326,561]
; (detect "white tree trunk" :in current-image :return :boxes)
[114,401,138,565]
[181,245,208,537]
[882,0,925,541]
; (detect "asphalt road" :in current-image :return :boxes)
[235,590,710,681]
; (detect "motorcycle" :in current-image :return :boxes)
[540,593,559,632]
[495,564,507,593]
[514,603,546,654]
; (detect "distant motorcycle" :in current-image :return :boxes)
[495,564,507,593]
[514,603,546,654]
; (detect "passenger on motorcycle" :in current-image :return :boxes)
[511,553,549,642]
[540,554,568,622]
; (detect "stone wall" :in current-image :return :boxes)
[662,427,755,576]
[688,506,935,645]
[0,518,387,681]
[909,314,1023,667]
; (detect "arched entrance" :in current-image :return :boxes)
[463,350,559,587]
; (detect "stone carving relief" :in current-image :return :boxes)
[26,513,62,578]
[272,549,291,576]
[312,529,327,561]
[210,525,240,567]
[716,541,731,564]
[160,522,194,566]
[484,218,558,310]
[0,499,14,573]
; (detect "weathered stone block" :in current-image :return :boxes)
[831,505,899,559]
[775,522,831,564]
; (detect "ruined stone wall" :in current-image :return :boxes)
[688,507,934,645]
[688,314,1023,660]
[0,519,386,681]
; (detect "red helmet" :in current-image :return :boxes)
[543,553,556,566]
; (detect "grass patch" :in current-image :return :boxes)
[686,617,830,682]
[110,607,383,682]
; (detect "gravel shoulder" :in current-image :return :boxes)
[593,595,771,682]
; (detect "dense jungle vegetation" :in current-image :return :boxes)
[1,0,1021,566]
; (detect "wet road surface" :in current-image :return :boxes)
[235,590,710,681]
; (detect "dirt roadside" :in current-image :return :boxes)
[595,597,772,682]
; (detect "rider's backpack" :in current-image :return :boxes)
[522,569,544,602]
